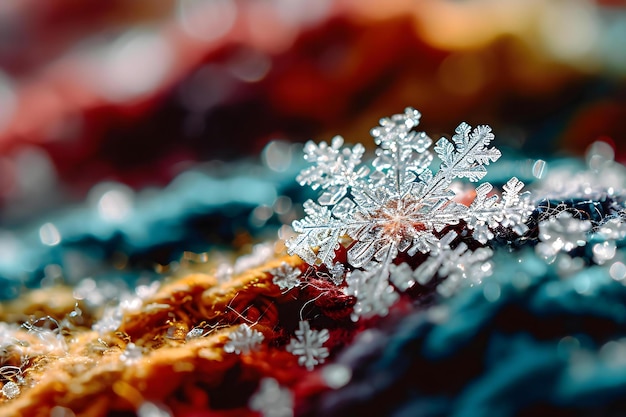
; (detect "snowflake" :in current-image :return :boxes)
[286,108,532,319]
[327,262,346,286]
[286,320,329,370]
[1,381,20,399]
[271,262,302,291]
[536,211,592,259]
[224,324,264,355]
[249,378,293,417]
[185,327,206,341]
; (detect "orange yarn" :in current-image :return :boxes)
[0,254,314,417]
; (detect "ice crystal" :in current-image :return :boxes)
[592,241,617,265]
[271,262,302,291]
[597,218,626,240]
[286,320,329,370]
[287,108,531,319]
[224,324,264,355]
[249,378,294,417]
[536,211,592,259]
[389,231,494,297]
[327,262,346,286]
[185,327,205,341]
[466,178,534,243]
[1,381,20,399]
[345,264,399,320]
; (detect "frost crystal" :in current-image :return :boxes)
[249,378,294,417]
[185,327,205,341]
[1,381,20,399]
[271,262,302,291]
[286,320,329,370]
[327,262,346,286]
[345,264,399,320]
[224,324,264,355]
[287,108,531,318]
[389,231,494,298]
[536,211,592,259]
[597,218,626,240]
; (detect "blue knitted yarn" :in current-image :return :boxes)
[309,210,626,416]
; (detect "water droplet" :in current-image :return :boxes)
[262,141,293,172]
[532,159,547,179]
[321,364,352,389]
[592,241,616,264]
[483,282,501,302]
[39,222,61,246]
[610,262,626,281]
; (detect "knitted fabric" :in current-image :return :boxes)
[0,255,357,416]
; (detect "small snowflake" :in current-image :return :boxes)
[1,381,20,399]
[224,324,264,355]
[536,211,592,259]
[466,178,534,243]
[249,378,293,417]
[271,263,302,291]
[327,262,345,286]
[185,327,205,341]
[286,320,329,370]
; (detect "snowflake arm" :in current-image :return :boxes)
[296,135,368,205]
[344,264,399,321]
[409,231,494,297]
[286,320,330,370]
[436,245,494,297]
[288,200,350,266]
[369,107,433,192]
[224,324,264,355]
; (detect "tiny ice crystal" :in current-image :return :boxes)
[1,381,20,399]
[536,211,592,259]
[271,262,302,291]
[224,324,264,355]
[286,320,329,370]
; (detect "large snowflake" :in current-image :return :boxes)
[287,108,533,319]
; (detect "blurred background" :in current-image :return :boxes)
[0,0,624,298]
